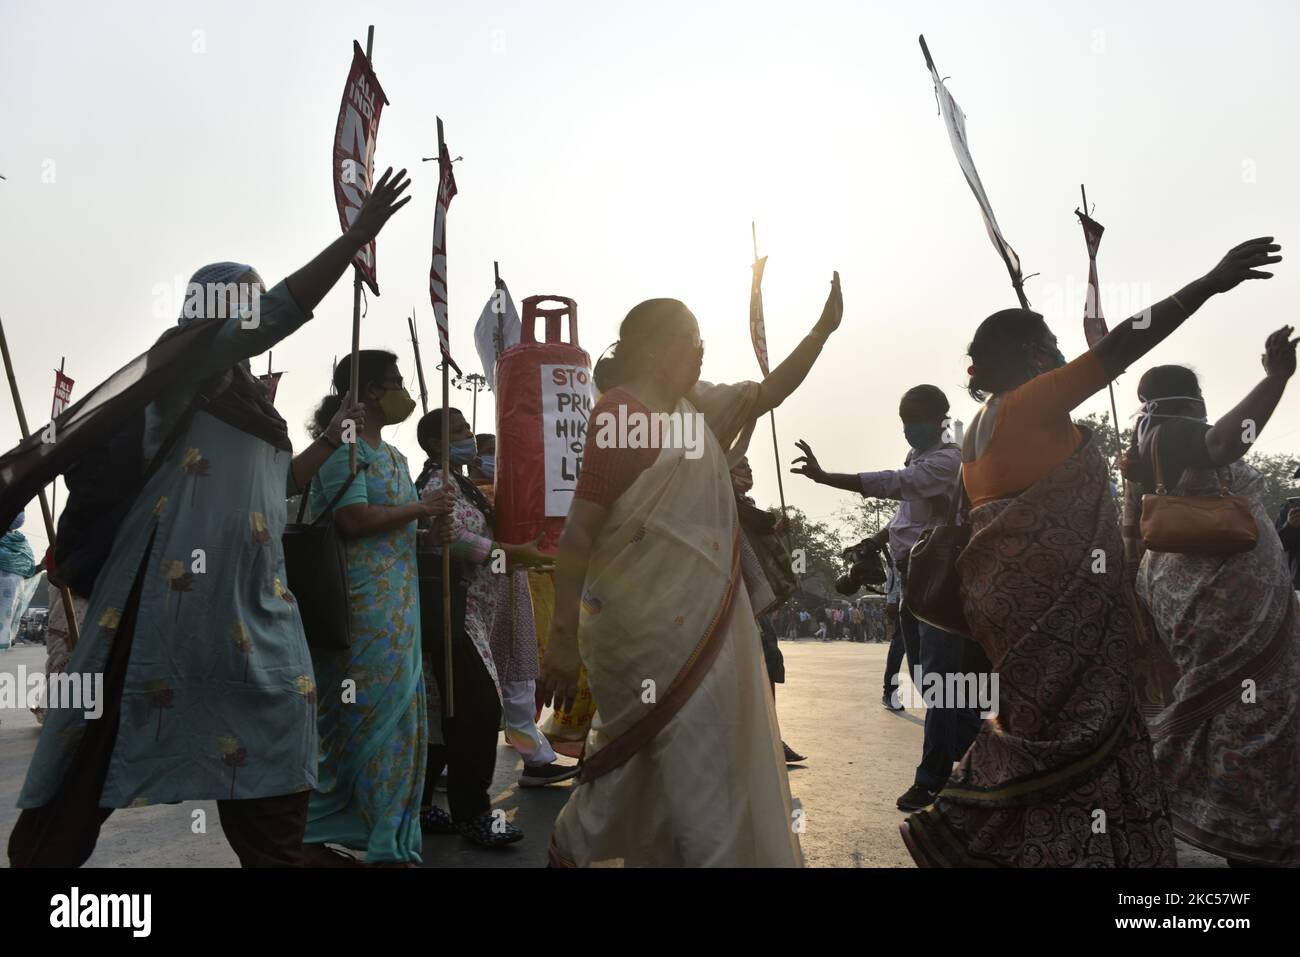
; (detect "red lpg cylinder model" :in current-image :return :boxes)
[494,296,595,553]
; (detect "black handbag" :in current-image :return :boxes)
[905,465,971,636]
[282,462,368,650]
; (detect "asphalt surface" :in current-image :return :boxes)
[0,639,1223,867]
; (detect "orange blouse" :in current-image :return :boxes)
[963,350,1110,507]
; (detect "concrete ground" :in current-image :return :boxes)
[0,639,1222,867]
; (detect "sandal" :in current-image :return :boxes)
[457,810,524,848]
[420,805,458,835]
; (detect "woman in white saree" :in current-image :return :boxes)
[541,277,842,867]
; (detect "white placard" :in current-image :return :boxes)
[541,363,595,516]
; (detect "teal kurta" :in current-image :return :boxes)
[305,439,426,863]
[19,281,317,809]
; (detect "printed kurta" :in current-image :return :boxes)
[306,440,427,864]
[19,282,317,809]
[418,469,501,710]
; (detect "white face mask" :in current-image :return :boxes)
[1132,395,1207,445]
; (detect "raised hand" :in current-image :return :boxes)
[815,271,843,336]
[1262,325,1298,379]
[1201,237,1282,294]
[790,439,826,482]
[347,167,413,245]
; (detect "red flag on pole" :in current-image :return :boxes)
[51,369,74,419]
[1078,210,1108,347]
[429,123,461,374]
[332,40,388,296]
[749,254,770,377]
[258,372,284,405]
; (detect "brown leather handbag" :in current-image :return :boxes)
[1139,427,1258,556]
[905,466,971,635]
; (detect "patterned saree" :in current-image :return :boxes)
[903,433,1177,867]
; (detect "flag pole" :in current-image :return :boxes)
[51,356,64,519]
[493,261,504,360]
[1080,184,1126,488]
[347,24,375,475]
[409,310,430,416]
[437,117,455,718]
[753,224,790,521]
[0,314,80,648]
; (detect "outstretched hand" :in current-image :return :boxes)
[790,439,826,483]
[1201,237,1282,294]
[347,166,413,246]
[1262,325,1299,379]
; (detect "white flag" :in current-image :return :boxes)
[473,282,521,391]
[927,61,1024,289]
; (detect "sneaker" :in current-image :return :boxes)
[419,805,458,835]
[458,810,524,848]
[882,692,904,712]
[519,762,581,788]
[782,742,807,764]
[896,784,938,812]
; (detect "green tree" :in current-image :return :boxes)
[768,505,845,598]
[837,498,900,543]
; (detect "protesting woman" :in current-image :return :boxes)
[541,273,842,867]
[901,237,1281,868]
[414,409,552,848]
[9,169,414,867]
[1123,331,1300,867]
[304,351,449,866]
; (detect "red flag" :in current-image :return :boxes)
[749,255,770,376]
[332,41,388,296]
[429,129,461,374]
[51,369,74,419]
[1078,210,1107,347]
[258,372,283,405]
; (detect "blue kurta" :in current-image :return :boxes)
[19,282,317,809]
[305,440,426,863]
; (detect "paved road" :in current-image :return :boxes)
[0,639,1221,867]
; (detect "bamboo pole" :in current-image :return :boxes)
[408,311,429,416]
[348,24,375,475]
[438,118,455,718]
[0,313,80,648]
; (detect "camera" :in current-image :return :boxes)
[835,537,888,596]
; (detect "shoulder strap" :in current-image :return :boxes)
[1151,425,1229,497]
[297,460,371,525]
[139,375,230,487]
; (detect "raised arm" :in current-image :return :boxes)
[789,438,863,494]
[284,167,411,313]
[1092,237,1281,379]
[1203,326,1297,466]
[753,272,842,417]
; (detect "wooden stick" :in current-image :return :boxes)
[348,25,375,475]
[751,222,797,584]
[438,119,455,718]
[0,313,80,648]
[408,311,429,416]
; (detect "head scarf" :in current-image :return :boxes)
[178,262,254,326]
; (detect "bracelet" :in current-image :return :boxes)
[807,328,830,345]
[1170,293,1189,316]
[321,432,343,449]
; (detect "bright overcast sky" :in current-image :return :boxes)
[3,0,1298,555]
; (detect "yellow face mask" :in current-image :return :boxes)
[378,387,417,425]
